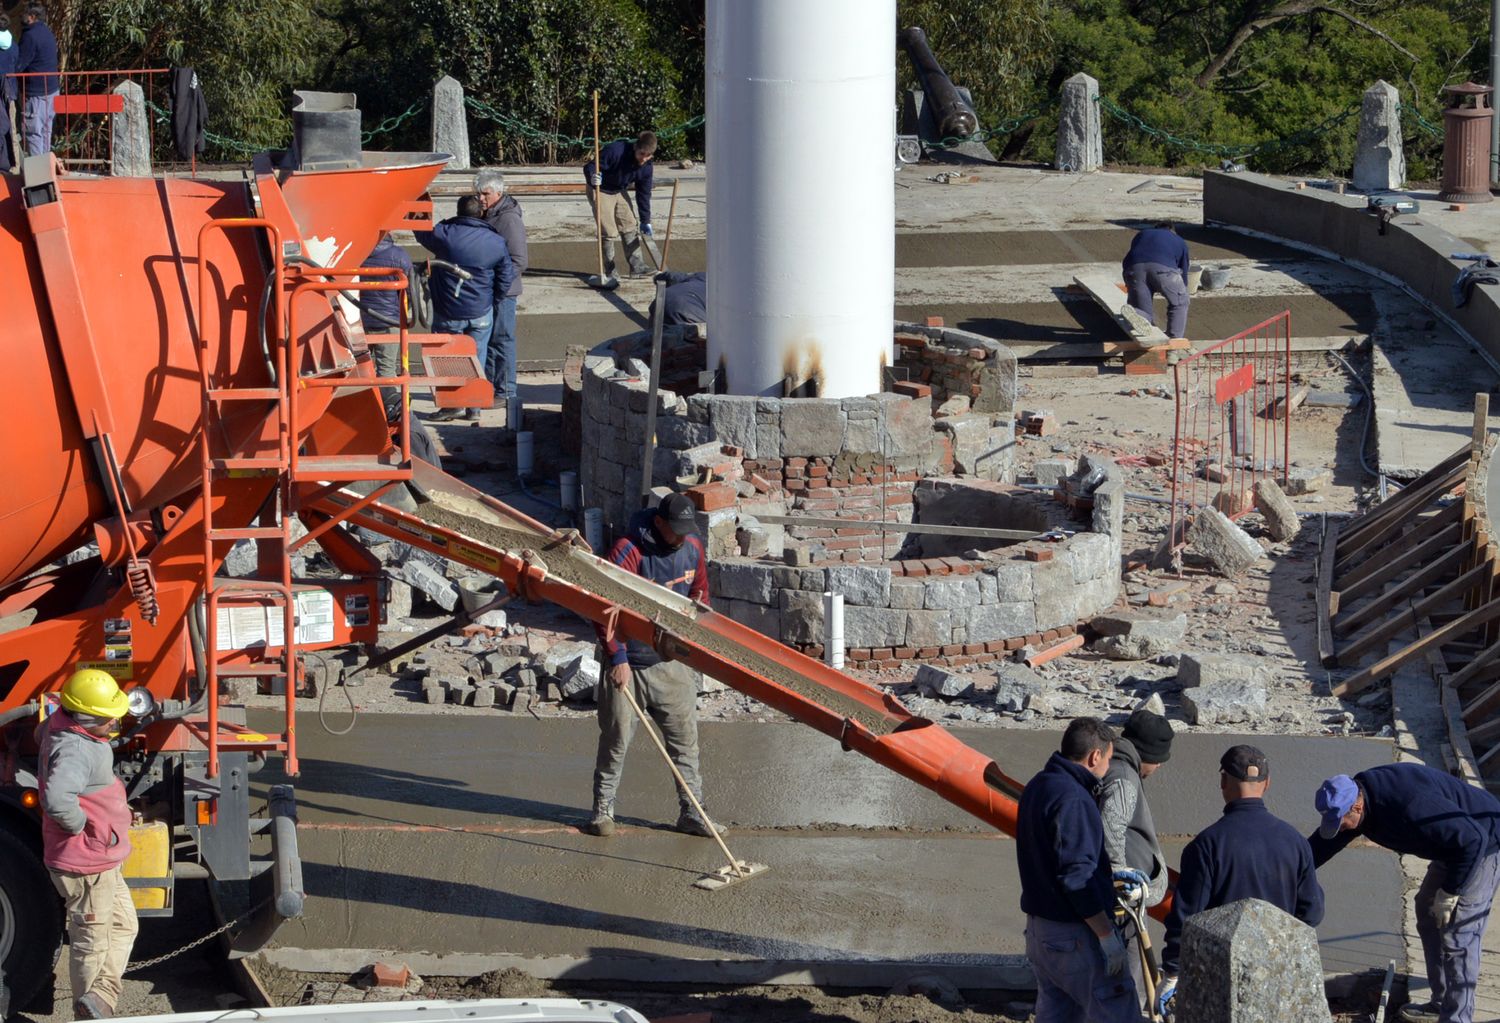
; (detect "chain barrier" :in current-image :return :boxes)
[122,897,272,973]
[1097,94,1360,161]
[1398,101,1444,140]
[462,94,703,151]
[922,102,1052,151]
[361,98,427,144]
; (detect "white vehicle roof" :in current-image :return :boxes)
[109,998,649,1023]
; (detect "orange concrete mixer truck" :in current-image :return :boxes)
[0,90,1125,1016]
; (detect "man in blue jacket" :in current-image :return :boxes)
[1156,745,1325,1016]
[1122,222,1192,339]
[15,4,58,157]
[1311,763,1500,1023]
[1017,716,1136,1022]
[358,232,414,423]
[584,130,656,278]
[413,195,514,421]
[649,271,706,328]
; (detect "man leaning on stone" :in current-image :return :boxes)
[1017,716,1138,1022]
[1156,744,1324,1019]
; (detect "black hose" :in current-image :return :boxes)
[0,702,38,730]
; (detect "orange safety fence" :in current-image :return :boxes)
[10,68,171,167]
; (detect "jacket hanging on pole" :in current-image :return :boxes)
[170,66,207,159]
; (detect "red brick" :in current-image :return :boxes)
[804,644,824,659]
[941,644,964,656]
[893,647,917,660]
[749,473,775,494]
[759,458,784,469]
[925,558,952,575]
[685,483,736,512]
[963,643,985,656]
[785,466,804,479]
[786,457,808,468]
[371,962,411,989]
[966,347,988,360]
[1025,548,1054,562]
[720,445,743,458]
[808,464,829,478]
[918,647,940,658]
[950,655,975,666]
[849,648,872,661]
[903,561,929,577]
[1058,624,1077,637]
[1005,636,1026,651]
[785,479,807,492]
[872,648,895,660]
[985,640,1008,653]
[1122,347,1170,376]
[807,478,828,489]
[940,556,969,573]
[892,380,933,399]
[925,315,945,328]
[1043,629,1060,643]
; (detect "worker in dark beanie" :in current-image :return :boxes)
[1156,745,1324,1019]
[1097,705,1173,1012]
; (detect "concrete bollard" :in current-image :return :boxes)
[1178,898,1330,1023]
[1056,73,1102,173]
[1352,80,1405,191]
[110,81,151,177]
[431,75,470,170]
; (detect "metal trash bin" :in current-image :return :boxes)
[1439,82,1495,204]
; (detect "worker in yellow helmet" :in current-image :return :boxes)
[35,669,138,1020]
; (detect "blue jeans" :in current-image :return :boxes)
[23,93,54,157]
[1025,916,1139,1023]
[486,296,518,406]
[1415,847,1500,1022]
[434,313,494,382]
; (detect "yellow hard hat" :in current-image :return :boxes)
[59,669,129,719]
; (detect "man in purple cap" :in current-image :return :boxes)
[1310,763,1500,1023]
[1156,745,1324,1017]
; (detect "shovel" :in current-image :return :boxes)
[586,90,618,291]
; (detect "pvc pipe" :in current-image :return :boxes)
[507,395,523,431]
[559,470,579,511]
[515,431,534,479]
[584,508,605,553]
[706,0,895,398]
[823,591,845,669]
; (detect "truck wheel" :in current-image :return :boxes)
[0,826,62,1014]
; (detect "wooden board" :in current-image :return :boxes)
[1071,273,1171,345]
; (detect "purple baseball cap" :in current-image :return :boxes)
[1315,774,1359,839]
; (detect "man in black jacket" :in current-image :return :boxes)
[15,4,58,157]
[1311,764,1500,1023]
[475,169,527,418]
[649,271,706,328]
[1017,717,1137,1022]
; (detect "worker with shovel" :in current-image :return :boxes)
[1310,764,1500,1023]
[584,493,722,839]
[584,130,657,280]
[1157,746,1323,1020]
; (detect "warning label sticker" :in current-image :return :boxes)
[213,590,336,651]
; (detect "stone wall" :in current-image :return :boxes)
[894,321,1021,414]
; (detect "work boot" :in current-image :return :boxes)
[74,993,112,1020]
[675,806,726,838]
[621,233,651,277]
[1398,1002,1439,1023]
[1119,302,1155,335]
[601,239,618,278]
[582,799,615,837]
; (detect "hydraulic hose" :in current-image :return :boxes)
[0,702,38,730]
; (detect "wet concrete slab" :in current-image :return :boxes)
[254,714,1400,977]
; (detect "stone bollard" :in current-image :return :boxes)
[1179,898,1331,1023]
[431,75,470,170]
[110,80,151,177]
[1056,73,1102,173]
[1352,80,1405,191]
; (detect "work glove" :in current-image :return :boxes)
[591,173,602,187]
[1430,888,1461,929]
[1098,928,1129,978]
[1156,976,1178,1021]
[642,222,653,237]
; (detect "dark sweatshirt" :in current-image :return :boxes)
[15,19,58,96]
[1017,752,1116,923]
[481,194,528,299]
[649,271,706,326]
[584,139,655,226]
[1122,228,1190,282]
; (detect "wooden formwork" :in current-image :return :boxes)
[1318,395,1497,786]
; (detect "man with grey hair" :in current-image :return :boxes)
[475,169,528,420]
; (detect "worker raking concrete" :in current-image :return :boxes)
[1121,221,1191,340]
[1156,745,1324,1020]
[584,493,723,838]
[584,130,657,279]
[1311,763,1500,1023]
[36,670,139,1021]
[1017,716,1137,1021]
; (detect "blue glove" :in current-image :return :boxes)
[1113,867,1149,889]
[1156,976,1178,1020]
[642,223,653,237]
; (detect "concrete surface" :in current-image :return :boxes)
[251,713,1401,979]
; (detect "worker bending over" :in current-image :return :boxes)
[1097,707,1173,1012]
[585,493,721,839]
[37,670,139,1020]
[1121,222,1191,339]
[584,130,657,279]
[1017,717,1137,1021]
[1157,745,1324,1018]
[649,271,706,328]
[1312,764,1500,1023]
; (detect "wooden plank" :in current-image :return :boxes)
[1072,273,1171,345]
[1334,542,1468,636]
[1334,595,1500,697]
[1335,468,1468,573]
[1474,393,1491,460]
[1335,504,1464,594]
[1336,447,1471,547]
[1317,515,1339,668]
[1458,638,1500,722]
[1337,561,1495,664]
[1009,335,1343,361]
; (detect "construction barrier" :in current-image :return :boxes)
[11,68,171,167]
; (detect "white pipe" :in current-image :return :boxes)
[515,431,534,478]
[584,508,605,553]
[559,470,579,511]
[823,591,845,668]
[706,0,895,399]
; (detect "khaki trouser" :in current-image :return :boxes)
[592,658,703,809]
[50,866,139,1010]
[586,187,639,240]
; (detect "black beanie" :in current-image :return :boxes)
[1123,708,1174,765]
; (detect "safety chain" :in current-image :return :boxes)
[922,101,1053,151]
[122,897,271,974]
[143,98,270,155]
[462,94,704,150]
[361,98,427,143]
[1397,101,1443,139]
[1096,94,1361,161]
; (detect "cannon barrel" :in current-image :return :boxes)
[899,26,978,139]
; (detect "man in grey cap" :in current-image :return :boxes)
[585,493,719,839]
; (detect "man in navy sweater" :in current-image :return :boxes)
[1121,222,1192,339]
[585,494,719,839]
[15,4,58,157]
[413,195,514,421]
[649,271,707,328]
[584,130,656,278]
[1311,763,1500,1023]
[1156,745,1325,1016]
[1017,717,1137,1022]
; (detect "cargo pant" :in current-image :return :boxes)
[50,865,139,1012]
[1124,261,1190,339]
[1415,847,1500,1022]
[1024,916,1140,1023]
[585,188,645,274]
[23,92,54,157]
[592,658,703,810]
